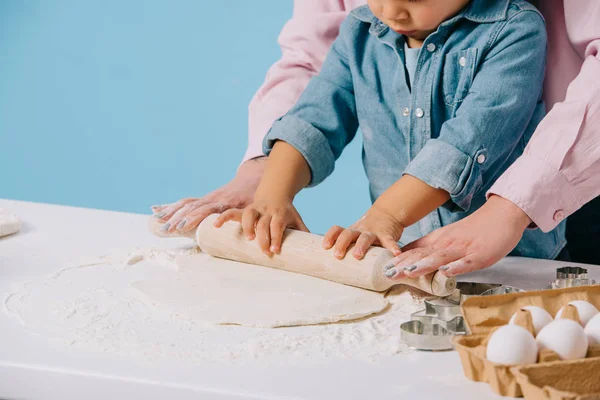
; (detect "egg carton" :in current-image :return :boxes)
[549,266,597,289]
[400,282,522,351]
[453,285,600,398]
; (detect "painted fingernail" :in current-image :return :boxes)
[177,219,187,229]
[270,245,278,253]
[385,268,398,278]
[154,212,166,219]
[384,263,395,271]
[335,251,343,258]
[404,265,417,272]
[440,265,450,271]
[161,223,171,232]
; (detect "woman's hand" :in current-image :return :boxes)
[151,157,266,234]
[322,205,404,261]
[383,195,531,280]
[214,200,308,256]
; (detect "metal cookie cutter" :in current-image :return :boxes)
[400,320,452,351]
[446,282,503,304]
[400,282,521,351]
[480,285,524,296]
[401,298,462,351]
[549,266,597,289]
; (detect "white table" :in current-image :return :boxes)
[1,199,598,400]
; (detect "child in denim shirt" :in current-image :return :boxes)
[215,0,567,269]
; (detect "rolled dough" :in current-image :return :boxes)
[132,253,389,328]
[0,209,21,238]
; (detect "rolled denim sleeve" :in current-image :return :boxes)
[263,18,359,187]
[404,10,547,211]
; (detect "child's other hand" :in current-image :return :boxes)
[213,201,308,256]
[322,206,404,260]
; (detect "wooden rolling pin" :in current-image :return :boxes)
[151,214,456,296]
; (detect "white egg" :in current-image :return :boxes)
[536,319,588,360]
[556,300,599,326]
[584,313,600,346]
[486,325,538,365]
[509,306,553,335]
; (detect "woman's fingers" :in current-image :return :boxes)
[383,248,434,280]
[333,229,361,259]
[164,204,195,233]
[403,248,467,277]
[322,226,344,249]
[153,198,195,222]
[352,232,376,259]
[176,204,220,232]
[151,204,168,213]
[441,254,487,276]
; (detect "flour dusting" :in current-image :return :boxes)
[4,248,426,366]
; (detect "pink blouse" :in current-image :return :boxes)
[244,0,600,233]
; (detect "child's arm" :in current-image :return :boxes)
[216,17,360,255]
[215,140,310,256]
[323,175,449,259]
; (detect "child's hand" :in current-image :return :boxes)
[322,206,404,260]
[213,200,308,256]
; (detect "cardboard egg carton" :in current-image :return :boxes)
[453,285,600,398]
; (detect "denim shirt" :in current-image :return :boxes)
[263,0,566,259]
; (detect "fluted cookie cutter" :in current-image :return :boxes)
[549,266,597,289]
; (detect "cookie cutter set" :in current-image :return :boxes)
[549,266,596,289]
[400,266,598,351]
[400,282,524,351]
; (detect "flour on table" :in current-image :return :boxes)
[0,209,21,238]
[4,248,427,366]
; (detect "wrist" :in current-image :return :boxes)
[254,188,295,205]
[370,203,406,229]
[486,195,532,231]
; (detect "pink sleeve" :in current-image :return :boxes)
[489,37,600,232]
[241,0,350,163]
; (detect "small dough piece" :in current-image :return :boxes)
[132,253,388,328]
[0,209,21,238]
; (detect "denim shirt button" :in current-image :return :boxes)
[477,154,486,164]
[415,108,424,118]
[459,56,467,67]
[402,107,410,117]
[426,43,436,52]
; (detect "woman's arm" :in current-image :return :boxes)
[244,1,350,163]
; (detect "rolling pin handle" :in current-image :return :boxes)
[431,272,457,297]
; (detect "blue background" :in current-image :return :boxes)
[0,0,371,234]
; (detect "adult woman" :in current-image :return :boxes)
[154,0,600,275]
